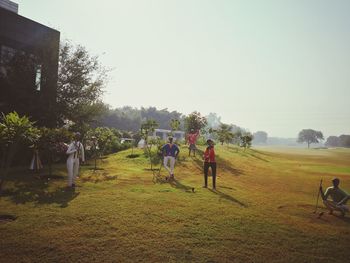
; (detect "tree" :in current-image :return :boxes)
[217,123,234,145]
[297,129,324,148]
[240,133,253,150]
[0,112,40,190]
[170,119,181,131]
[85,127,117,170]
[325,136,340,147]
[184,111,207,133]
[140,119,159,170]
[37,128,73,176]
[232,129,242,146]
[325,135,350,148]
[169,119,181,138]
[253,131,268,144]
[57,42,108,127]
[339,135,350,148]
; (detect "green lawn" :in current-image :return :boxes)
[1,146,350,262]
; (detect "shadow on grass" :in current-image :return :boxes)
[1,171,79,208]
[334,214,350,223]
[2,184,80,208]
[169,179,194,193]
[225,147,269,162]
[192,149,244,176]
[208,189,246,207]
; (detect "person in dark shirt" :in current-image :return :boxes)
[161,137,180,180]
[320,178,349,216]
[203,139,217,189]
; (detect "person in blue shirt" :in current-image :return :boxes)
[162,137,180,180]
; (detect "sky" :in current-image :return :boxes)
[16,0,350,137]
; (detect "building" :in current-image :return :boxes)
[152,129,185,141]
[0,0,18,12]
[0,0,60,127]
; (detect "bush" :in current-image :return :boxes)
[38,127,73,163]
[0,112,40,189]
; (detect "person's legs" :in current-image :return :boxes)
[203,162,209,187]
[191,144,196,157]
[211,163,217,189]
[72,158,80,186]
[169,156,175,177]
[323,200,337,214]
[337,204,349,216]
[163,156,171,176]
[67,158,74,187]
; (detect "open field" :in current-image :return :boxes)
[1,146,350,262]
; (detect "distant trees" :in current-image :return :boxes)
[297,129,324,148]
[253,131,268,144]
[97,106,184,132]
[325,135,350,148]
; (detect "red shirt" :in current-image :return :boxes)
[204,146,216,163]
[187,131,199,144]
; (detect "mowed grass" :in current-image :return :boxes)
[1,146,350,263]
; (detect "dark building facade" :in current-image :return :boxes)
[0,3,60,127]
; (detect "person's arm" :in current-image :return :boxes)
[66,143,76,155]
[162,145,166,157]
[337,189,349,205]
[80,142,85,163]
[320,187,330,201]
[175,145,180,158]
[203,148,209,161]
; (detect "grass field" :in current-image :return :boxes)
[1,146,350,262]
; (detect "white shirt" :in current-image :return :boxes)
[66,141,85,162]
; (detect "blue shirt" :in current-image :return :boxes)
[162,143,180,157]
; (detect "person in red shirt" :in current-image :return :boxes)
[187,129,200,157]
[203,139,216,189]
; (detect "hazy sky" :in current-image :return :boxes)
[16,0,350,137]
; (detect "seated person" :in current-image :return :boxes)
[320,178,349,216]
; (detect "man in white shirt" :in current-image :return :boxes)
[66,132,85,188]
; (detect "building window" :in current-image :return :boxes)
[35,65,42,91]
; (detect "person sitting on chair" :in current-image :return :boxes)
[320,178,349,216]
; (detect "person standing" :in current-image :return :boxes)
[187,129,200,157]
[66,132,85,188]
[203,139,216,190]
[162,137,180,180]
